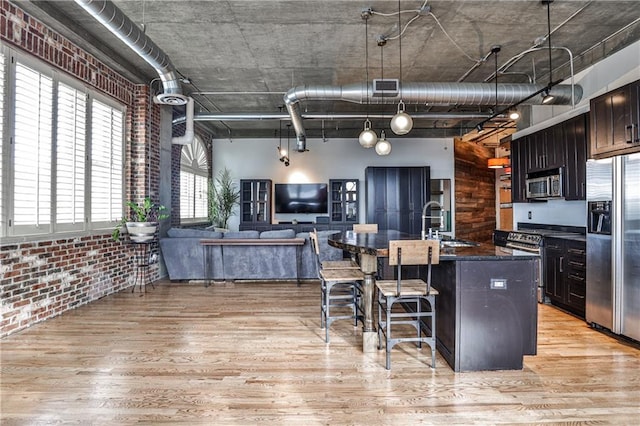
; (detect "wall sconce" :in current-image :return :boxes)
[487,157,510,169]
[375,130,391,156]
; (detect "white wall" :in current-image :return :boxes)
[212,136,454,231]
[512,39,640,229]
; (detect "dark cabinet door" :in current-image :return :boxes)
[563,114,588,200]
[240,179,272,226]
[511,138,527,202]
[590,80,640,158]
[545,122,565,170]
[544,238,565,303]
[365,166,429,235]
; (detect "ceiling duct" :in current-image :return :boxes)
[284,81,582,143]
[73,0,187,105]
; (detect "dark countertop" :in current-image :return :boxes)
[439,244,540,260]
[328,230,539,260]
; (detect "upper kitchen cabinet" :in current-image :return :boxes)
[511,138,528,203]
[563,114,589,200]
[527,125,564,172]
[511,113,588,201]
[590,79,640,159]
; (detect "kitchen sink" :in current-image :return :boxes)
[440,239,480,248]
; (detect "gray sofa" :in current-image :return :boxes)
[159,228,345,281]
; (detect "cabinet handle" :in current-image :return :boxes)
[559,256,564,273]
[626,124,635,144]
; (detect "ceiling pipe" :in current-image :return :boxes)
[171,98,194,145]
[283,81,582,143]
[172,111,501,125]
[73,0,187,105]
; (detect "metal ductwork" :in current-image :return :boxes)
[284,81,583,147]
[73,0,187,105]
[171,98,194,145]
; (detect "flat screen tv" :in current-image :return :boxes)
[274,183,328,214]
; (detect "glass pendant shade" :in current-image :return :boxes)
[390,100,413,135]
[375,131,392,156]
[358,119,378,148]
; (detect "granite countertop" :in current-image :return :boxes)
[328,230,539,261]
[439,243,540,261]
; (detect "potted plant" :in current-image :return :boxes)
[209,168,240,230]
[112,197,169,242]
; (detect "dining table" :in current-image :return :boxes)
[327,229,414,352]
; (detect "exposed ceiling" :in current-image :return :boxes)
[15,0,640,145]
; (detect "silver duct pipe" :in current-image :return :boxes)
[283,82,582,146]
[73,0,187,105]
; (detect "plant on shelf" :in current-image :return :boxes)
[209,168,240,230]
[112,197,169,242]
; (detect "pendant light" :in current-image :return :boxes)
[358,12,378,148]
[390,0,413,135]
[375,130,392,156]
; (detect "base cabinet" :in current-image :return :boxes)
[429,259,538,372]
[544,237,586,318]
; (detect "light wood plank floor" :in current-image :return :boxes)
[1,280,639,425]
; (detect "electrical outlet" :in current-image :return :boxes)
[528,211,532,219]
[490,278,507,290]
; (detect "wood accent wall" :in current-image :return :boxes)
[454,140,496,244]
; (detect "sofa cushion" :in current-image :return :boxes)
[167,228,223,239]
[222,230,260,239]
[260,229,295,239]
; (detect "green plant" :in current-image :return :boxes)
[112,197,169,242]
[209,168,240,229]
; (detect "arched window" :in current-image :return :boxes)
[180,135,209,222]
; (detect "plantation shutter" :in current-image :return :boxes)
[56,82,86,228]
[13,61,53,233]
[91,98,123,224]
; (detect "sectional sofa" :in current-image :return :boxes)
[159,228,346,281]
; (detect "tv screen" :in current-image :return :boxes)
[274,183,328,214]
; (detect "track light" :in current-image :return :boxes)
[390,100,413,135]
[508,108,521,120]
[359,119,378,148]
[476,123,485,134]
[375,130,391,156]
[541,89,555,104]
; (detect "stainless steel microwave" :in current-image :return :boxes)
[525,169,563,199]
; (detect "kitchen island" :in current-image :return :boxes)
[434,244,540,372]
[329,231,540,372]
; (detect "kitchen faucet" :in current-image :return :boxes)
[421,201,443,240]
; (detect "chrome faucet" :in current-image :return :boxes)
[421,201,443,240]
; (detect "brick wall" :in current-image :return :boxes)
[0,1,162,338]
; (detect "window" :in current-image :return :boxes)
[56,82,86,230]
[91,98,123,225]
[13,62,53,233]
[180,135,209,221]
[1,46,125,238]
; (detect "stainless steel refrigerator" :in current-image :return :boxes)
[586,153,640,342]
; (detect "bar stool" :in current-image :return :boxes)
[309,230,364,343]
[353,223,378,233]
[376,239,440,369]
[310,229,359,270]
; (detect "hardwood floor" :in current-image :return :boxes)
[1,280,639,425]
